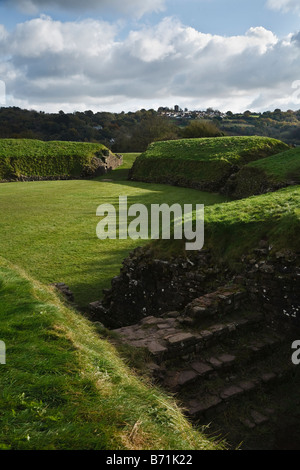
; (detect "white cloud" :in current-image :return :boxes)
[267,0,300,14]
[0,16,299,113]
[9,0,166,17]
[8,16,116,58]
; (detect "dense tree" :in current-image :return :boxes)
[181,120,223,138]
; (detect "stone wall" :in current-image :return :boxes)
[90,248,233,327]
[90,243,300,330]
[239,246,300,326]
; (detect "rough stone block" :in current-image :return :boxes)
[250,410,269,425]
[167,332,196,347]
[147,341,168,355]
[209,357,223,369]
[177,370,198,386]
[261,372,276,383]
[188,395,222,416]
[220,385,243,400]
[218,354,236,365]
[239,380,256,392]
[191,361,213,376]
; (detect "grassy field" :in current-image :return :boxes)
[0,257,223,450]
[129,136,289,190]
[0,153,227,309]
[0,139,109,180]
[0,146,299,451]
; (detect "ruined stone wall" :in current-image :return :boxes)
[90,244,299,330]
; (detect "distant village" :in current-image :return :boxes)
[157,105,226,119]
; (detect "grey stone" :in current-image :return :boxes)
[220,385,243,400]
[218,354,236,365]
[250,410,269,425]
[167,332,196,346]
[191,361,213,375]
[239,380,256,392]
[140,316,160,325]
[147,341,168,355]
[177,370,198,386]
[188,395,222,416]
[130,339,150,348]
[165,311,180,318]
[209,357,223,369]
[191,306,207,316]
[261,372,276,383]
[157,323,172,329]
[240,418,255,429]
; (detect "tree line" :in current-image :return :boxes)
[0,106,299,152]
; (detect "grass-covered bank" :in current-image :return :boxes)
[0,139,112,181]
[129,136,289,191]
[0,154,227,309]
[0,257,223,450]
[204,185,300,258]
[151,185,300,261]
[227,147,300,198]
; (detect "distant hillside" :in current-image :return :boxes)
[225,147,300,199]
[129,136,289,192]
[0,139,122,181]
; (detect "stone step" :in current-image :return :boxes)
[185,357,296,420]
[113,310,263,363]
[199,366,300,449]
[163,311,263,362]
[160,330,285,391]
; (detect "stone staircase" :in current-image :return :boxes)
[112,283,300,449]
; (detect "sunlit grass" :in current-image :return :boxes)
[247,147,300,183]
[130,136,289,186]
[0,154,227,308]
[0,257,223,450]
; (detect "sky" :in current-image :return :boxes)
[0,0,300,113]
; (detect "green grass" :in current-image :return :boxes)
[152,185,300,261]
[130,136,289,189]
[0,154,227,309]
[136,136,288,163]
[227,147,300,198]
[247,147,300,183]
[1,145,298,451]
[205,185,300,258]
[0,257,222,450]
[0,139,109,180]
